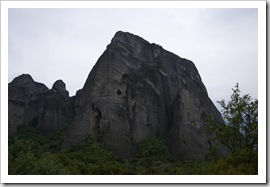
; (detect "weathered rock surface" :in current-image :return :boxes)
[8,74,75,134]
[60,31,228,160]
[8,74,49,133]
[9,32,228,160]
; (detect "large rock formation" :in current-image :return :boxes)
[60,31,228,160]
[8,74,75,134]
[9,31,228,160]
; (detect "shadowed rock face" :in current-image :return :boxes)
[8,74,49,133]
[60,31,228,160]
[8,75,75,134]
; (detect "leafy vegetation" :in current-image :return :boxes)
[9,84,257,175]
[206,83,258,174]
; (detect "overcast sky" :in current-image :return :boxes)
[8,8,258,111]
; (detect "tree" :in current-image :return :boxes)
[8,138,36,174]
[207,83,258,156]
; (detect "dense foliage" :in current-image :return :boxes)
[8,84,257,175]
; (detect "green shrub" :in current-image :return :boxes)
[137,137,173,163]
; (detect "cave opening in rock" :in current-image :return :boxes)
[117,90,122,95]
[146,123,152,127]
[29,117,39,128]
[122,74,129,81]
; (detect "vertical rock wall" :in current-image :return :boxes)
[8,74,75,135]
[9,32,228,161]
[60,31,228,160]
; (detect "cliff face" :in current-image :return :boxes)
[9,31,228,161]
[8,74,75,135]
[59,31,228,160]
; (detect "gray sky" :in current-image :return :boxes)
[8,8,258,111]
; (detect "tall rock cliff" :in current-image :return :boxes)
[8,74,75,134]
[60,31,228,160]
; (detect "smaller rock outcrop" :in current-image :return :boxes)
[52,80,68,93]
[8,74,75,134]
[8,74,49,133]
[9,74,49,94]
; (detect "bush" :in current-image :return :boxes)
[138,137,173,162]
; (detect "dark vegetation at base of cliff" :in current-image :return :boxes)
[8,123,257,175]
[8,84,258,175]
